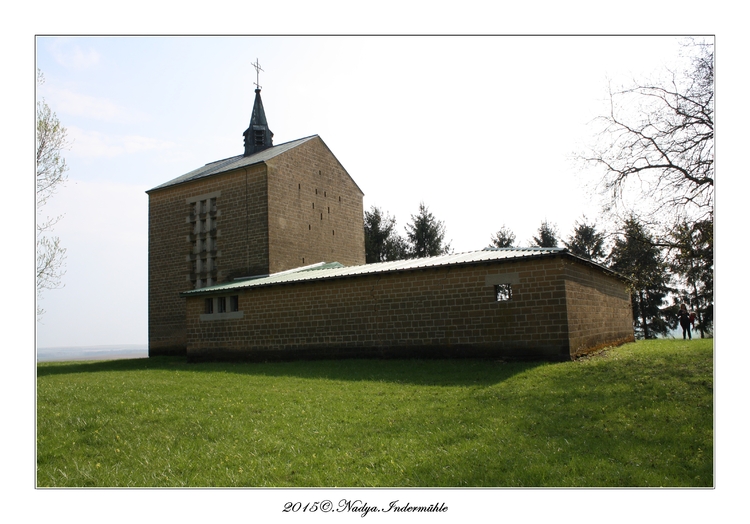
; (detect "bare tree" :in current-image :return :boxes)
[36,70,69,316]
[583,39,714,224]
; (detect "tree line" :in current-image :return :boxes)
[365,205,712,339]
[364,39,714,339]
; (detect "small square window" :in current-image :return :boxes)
[205,298,214,314]
[230,295,239,312]
[495,284,512,302]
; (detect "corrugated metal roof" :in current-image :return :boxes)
[147,135,318,192]
[181,247,593,297]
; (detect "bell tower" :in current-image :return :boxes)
[243,59,274,156]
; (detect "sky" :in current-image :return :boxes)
[34,35,700,348]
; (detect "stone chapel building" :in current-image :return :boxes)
[147,87,365,356]
[147,84,634,361]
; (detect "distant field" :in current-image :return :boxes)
[36,339,713,487]
[36,344,148,362]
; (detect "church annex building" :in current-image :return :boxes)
[147,81,634,362]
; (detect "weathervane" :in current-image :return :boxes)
[252,58,264,90]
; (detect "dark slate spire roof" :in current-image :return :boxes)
[243,88,274,156]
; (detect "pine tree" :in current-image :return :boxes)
[363,206,408,263]
[608,217,673,339]
[532,220,559,248]
[490,225,516,248]
[669,219,713,337]
[405,203,451,258]
[564,217,606,262]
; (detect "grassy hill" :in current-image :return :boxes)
[36,339,712,487]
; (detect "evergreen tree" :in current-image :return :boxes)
[405,202,451,258]
[564,217,606,262]
[490,225,516,248]
[608,217,673,339]
[363,206,408,263]
[669,219,713,337]
[532,220,559,248]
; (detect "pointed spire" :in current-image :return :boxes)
[243,60,273,156]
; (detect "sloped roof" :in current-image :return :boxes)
[147,135,318,192]
[181,247,619,297]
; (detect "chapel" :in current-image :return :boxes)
[146,80,365,356]
[147,69,634,361]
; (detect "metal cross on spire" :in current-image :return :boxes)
[252,58,264,90]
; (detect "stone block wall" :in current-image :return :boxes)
[266,137,365,272]
[147,164,269,356]
[148,137,366,357]
[562,259,635,356]
[184,256,632,362]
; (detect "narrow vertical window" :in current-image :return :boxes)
[217,297,226,313]
[230,295,239,312]
[205,298,214,314]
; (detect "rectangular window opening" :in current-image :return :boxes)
[495,284,512,302]
[204,298,214,314]
[230,295,239,312]
[217,297,226,313]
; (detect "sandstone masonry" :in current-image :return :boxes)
[147,135,364,356]
[181,250,634,362]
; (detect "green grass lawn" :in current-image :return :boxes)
[36,339,713,487]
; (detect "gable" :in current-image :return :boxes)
[146,135,319,193]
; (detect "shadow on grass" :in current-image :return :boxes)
[37,355,550,387]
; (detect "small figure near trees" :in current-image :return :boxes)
[678,304,692,340]
[668,219,713,337]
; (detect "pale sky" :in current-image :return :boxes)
[35,35,697,348]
